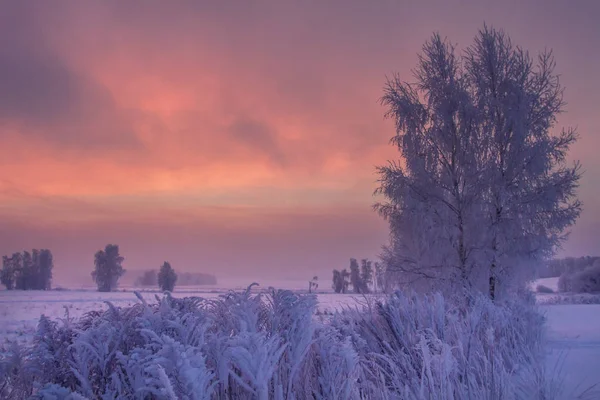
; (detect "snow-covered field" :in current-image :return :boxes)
[543,304,600,396]
[1,283,599,395]
[0,287,368,347]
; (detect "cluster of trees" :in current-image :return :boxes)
[92,245,178,292]
[548,256,600,293]
[540,256,599,278]
[0,243,204,293]
[332,258,387,294]
[0,249,54,290]
[376,26,581,299]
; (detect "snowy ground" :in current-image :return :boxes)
[1,284,599,395]
[542,304,600,397]
[0,287,367,347]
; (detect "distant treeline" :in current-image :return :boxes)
[133,269,217,287]
[1,249,54,290]
[538,256,600,278]
[332,258,389,294]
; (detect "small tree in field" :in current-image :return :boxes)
[308,276,318,293]
[158,261,177,292]
[376,26,581,298]
[91,244,125,292]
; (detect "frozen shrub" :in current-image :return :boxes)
[558,271,572,292]
[558,262,600,293]
[536,284,555,294]
[570,263,600,293]
[0,285,569,399]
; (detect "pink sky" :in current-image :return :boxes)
[1,1,599,284]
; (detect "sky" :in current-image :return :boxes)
[1,1,599,285]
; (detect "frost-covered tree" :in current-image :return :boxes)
[158,261,177,292]
[91,244,125,292]
[465,27,581,298]
[377,33,487,295]
[377,26,581,298]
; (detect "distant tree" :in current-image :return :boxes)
[360,259,373,293]
[14,252,28,290]
[158,262,177,292]
[332,269,351,294]
[332,270,343,293]
[558,258,600,293]
[374,262,386,293]
[543,256,599,279]
[308,276,318,293]
[340,268,350,294]
[349,258,365,294]
[376,26,581,298]
[1,255,16,290]
[135,270,158,287]
[91,244,125,292]
[37,249,54,290]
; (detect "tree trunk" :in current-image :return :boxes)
[489,206,501,301]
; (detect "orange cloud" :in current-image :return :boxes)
[1,1,599,281]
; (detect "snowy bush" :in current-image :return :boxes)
[558,262,600,293]
[0,285,562,399]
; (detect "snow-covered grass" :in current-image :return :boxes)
[0,289,221,347]
[1,283,599,398]
[0,287,562,399]
[0,287,365,347]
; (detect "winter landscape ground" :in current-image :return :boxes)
[1,278,599,398]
